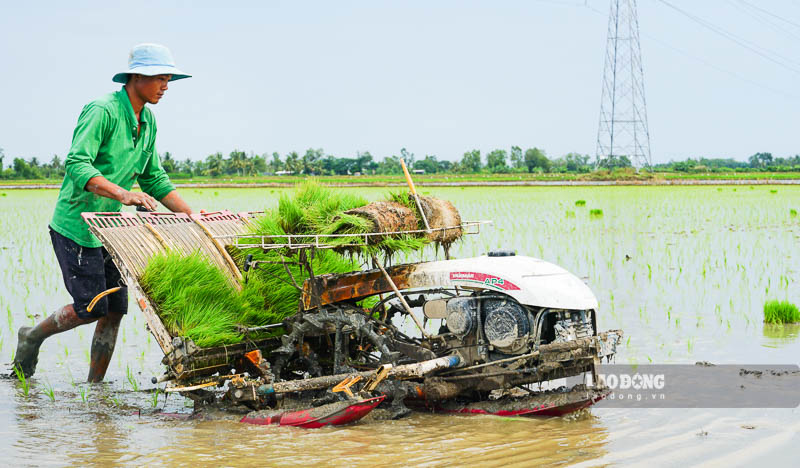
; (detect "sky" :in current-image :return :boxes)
[1,0,798,166]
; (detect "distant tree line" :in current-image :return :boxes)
[653,153,800,173]
[1,146,798,180]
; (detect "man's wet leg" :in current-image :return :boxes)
[87,310,123,383]
[13,304,96,377]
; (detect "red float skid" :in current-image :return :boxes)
[240,396,386,428]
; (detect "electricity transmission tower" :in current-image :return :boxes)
[596,0,652,168]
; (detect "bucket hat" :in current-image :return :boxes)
[112,43,191,83]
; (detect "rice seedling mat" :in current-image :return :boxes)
[82,202,485,383]
[82,210,261,381]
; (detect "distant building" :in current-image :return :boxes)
[412,169,425,175]
[275,170,294,176]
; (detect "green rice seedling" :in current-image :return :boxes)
[231,246,359,324]
[257,181,368,236]
[126,364,139,392]
[151,387,160,409]
[142,243,360,346]
[589,209,603,218]
[770,190,777,194]
[565,210,576,218]
[42,379,55,402]
[763,300,800,324]
[13,364,29,397]
[791,209,798,217]
[575,200,586,207]
[253,182,435,258]
[140,251,244,347]
[78,385,88,404]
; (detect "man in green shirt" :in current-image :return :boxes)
[13,44,195,382]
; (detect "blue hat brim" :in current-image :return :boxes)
[112,65,191,83]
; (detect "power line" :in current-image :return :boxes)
[655,0,800,75]
[736,0,800,30]
[728,0,800,43]
[642,30,800,100]
[579,0,799,100]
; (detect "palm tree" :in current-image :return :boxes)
[204,152,224,177]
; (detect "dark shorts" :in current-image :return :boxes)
[49,227,128,319]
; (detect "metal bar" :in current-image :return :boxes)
[257,355,461,395]
[372,254,429,338]
[440,351,540,375]
[238,323,285,333]
[190,215,244,287]
[220,221,490,240]
[400,158,432,233]
[220,221,492,249]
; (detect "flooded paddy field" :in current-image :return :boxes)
[1,186,798,466]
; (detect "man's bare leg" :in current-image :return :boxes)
[13,304,97,377]
[87,311,124,383]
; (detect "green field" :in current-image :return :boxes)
[1,185,798,464]
[2,170,800,188]
[2,185,798,365]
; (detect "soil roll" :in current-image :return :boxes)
[343,201,418,243]
[417,196,462,245]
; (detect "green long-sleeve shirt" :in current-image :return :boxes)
[51,88,175,247]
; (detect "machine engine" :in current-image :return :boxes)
[444,294,532,355]
[440,294,595,358]
[482,297,530,353]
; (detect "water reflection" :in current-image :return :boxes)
[762,323,800,348]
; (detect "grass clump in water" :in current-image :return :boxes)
[575,200,586,207]
[565,210,576,218]
[791,209,798,217]
[589,208,604,218]
[763,300,800,324]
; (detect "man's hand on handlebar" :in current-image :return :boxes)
[118,190,158,212]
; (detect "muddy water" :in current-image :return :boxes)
[1,186,798,466]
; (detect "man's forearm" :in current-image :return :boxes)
[85,176,126,201]
[160,190,192,215]
[85,176,158,211]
